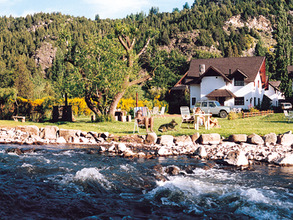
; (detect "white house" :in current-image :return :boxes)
[264,81,285,107]
[174,56,274,110]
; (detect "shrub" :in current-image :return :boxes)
[228,111,239,120]
[95,114,115,122]
[249,107,259,112]
[69,98,92,116]
[117,98,169,113]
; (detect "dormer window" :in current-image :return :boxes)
[234,76,244,86]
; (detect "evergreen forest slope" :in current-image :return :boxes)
[0,0,292,103]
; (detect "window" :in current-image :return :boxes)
[234,76,244,86]
[234,97,244,105]
[202,102,207,107]
[209,102,216,107]
[192,97,196,105]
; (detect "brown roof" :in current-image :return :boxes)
[187,56,265,83]
[288,66,293,77]
[206,89,236,98]
[269,81,281,90]
[288,66,293,73]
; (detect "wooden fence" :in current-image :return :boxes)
[242,110,274,118]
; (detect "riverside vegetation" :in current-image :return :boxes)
[0,0,293,120]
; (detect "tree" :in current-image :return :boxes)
[276,1,292,98]
[14,58,34,99]
[70,24,156,118]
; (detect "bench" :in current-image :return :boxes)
[13,116,26,122]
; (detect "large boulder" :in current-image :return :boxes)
[40,126,59,140]
[158,135,174,146]
[191,132,200,143]
[165,166,180,176]
[59,129,81,142]
[229,134,247,143]
[275,153,293,166]
[224,150,249,166]
[117,143,128,153]
[199,133,221,145]
[247,134,264,145]
[145,132,157,144]
[16,125,39,136]
[278,133,293,146]
[263,133,277,145]
[195,145,207,158]
[174,135,193,145]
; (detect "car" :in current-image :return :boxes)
[280,102,292,110]
[194,100,231,118]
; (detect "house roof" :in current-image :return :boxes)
[269,81,281,90]
[288,66,293,72]
[206,89,236,98]
[288,66,293,77]
[198,66,232,83]
[187,56,265,84]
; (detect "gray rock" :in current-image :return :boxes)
[59,129,80,142]
[229,134,247,143]
[40,126,59,140]
[56,137,67,144]
[159,135,174,145]
[165,166,180,175]
[200,133,221,145]
[16,125,39,136]
[117,143,128,152]
[225,150,249,166]
[278,133,293,146]
[195,145,207,158]
[247,134,264,145]
[275,153,293,166]
[100,132,109,140]
[145,132,157,144]
[174,135,193,145]
[191,132,200,143]
[263,133,277,145]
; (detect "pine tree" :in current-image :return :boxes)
[276,2,292,98]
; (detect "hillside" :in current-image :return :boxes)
[0,0,292,102]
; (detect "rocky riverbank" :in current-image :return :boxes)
[1,125,293,167]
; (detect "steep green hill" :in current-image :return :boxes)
[0,0,292,101]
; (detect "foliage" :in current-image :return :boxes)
[228,111,239,120]
[117,98,169,113]
[0,88,17,119]
[69,98,92,116]
[276,2,292,98]
[0,1,292,112]
[249,107,260,112]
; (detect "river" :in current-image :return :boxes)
[0,144,293,219]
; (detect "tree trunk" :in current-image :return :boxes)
[109,91,125,116]
[85,92,101,116]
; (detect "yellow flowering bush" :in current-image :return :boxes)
[68,98,92,116]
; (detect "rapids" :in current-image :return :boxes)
[0,144,292,219]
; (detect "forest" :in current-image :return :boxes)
[0,0,293,119]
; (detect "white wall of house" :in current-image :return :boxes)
[189,84,200,109]
[201,76,226,99]
[189,73,266,110]
[265,85,285,107]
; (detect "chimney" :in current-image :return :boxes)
[199,64,205,75]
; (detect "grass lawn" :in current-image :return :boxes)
[0,113,292,138]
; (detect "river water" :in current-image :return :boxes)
[0,144,293,219]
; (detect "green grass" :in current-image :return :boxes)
[1,113,292,138]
